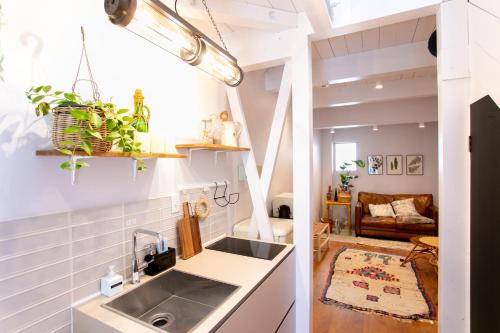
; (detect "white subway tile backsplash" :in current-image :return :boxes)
[72,231,123,257]
[0,261,71,299]
[124,197,171,215]
[51,323,71,333]
[71,217,122,241]
[0,293,70,332]
[0,192,230,332]
[73,257,124,289]
[0,228,70,259]
[72,244,124,272]
[20,308,71,333]
[0,244,70,279]
[0,276,71,318]
[0,213,69,240]
[71,205,123,225]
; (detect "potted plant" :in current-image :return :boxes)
[338,159,365,203]
[26,85,145,171]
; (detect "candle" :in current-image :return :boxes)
[134,132,151,153]
[150,135,165,154]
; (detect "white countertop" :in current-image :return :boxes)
[74,236,295,333]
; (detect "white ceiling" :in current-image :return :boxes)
[312,15,436,60]
[232,0,299,13]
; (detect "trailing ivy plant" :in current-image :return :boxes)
[26,85,146,171]
[339,159,366,192]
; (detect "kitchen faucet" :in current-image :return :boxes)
[131,228,167,284]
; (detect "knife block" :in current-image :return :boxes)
[144,247,176,276]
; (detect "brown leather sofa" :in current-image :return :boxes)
[355,192,438,240]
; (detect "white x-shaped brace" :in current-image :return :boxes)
[226,62,292,241]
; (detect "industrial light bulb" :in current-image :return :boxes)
[372,125,379,131]
[419,122,425,128]
[196,44,243,87]
[105,0,243,86]
[330,129,335,134]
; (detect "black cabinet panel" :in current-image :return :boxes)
[470,95,500,333]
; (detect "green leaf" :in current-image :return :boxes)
[42,85,52,93]
[63,126,81,134]
[106,131,121,141]
[34,85,44,93]
[60,161,72,170]
[31,95,44,104]
[60,140,75,146]
[86,129,102,140]
[57,148,73,156]
[122,116,134,122]
[117,109,129,114]
[75,160,89,169]
[91,112,103,128]
[120,125,135,131]
[70,109,89,120]
[54,91,64,96]
[106,119,117,130]
[64,93,77,101]
[81,140,93,155]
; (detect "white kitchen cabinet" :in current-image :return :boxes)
[215,250,296,333]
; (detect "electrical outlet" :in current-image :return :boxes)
[126,218,137,227]
[171,194,180,213]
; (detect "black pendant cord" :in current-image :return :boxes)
[174,0,178,14]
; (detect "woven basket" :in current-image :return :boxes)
[52,106,112,152]
[337,191,352,203]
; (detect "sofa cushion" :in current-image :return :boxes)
[397,215,435,224]
[368,203,395,217]
[393,194,433,216]
[395,219,436,231]
[361,215,396,228]
[391,198,420,217]
[358,192,395,215]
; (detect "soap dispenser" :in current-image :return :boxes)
[100,265,123,297]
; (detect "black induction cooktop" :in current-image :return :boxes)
[206,237,286,261]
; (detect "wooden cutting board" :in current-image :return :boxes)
[190,214,202,254]
[178,202,195,259]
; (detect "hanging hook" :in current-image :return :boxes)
[80,26,85,42]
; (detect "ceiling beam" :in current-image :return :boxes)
[313,96,438,129]
[264,41,436,90]
[162,0,297,31]
[314,75,437,108]
[293,0,333,33]
[312,0,440,40]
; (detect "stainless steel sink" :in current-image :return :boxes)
[103,270,239,333]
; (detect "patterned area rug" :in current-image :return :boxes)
[320,247,435,322]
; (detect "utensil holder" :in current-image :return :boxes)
[144,247,176,276]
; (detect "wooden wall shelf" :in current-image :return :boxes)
[175,144,250,152]
[36,149,187,185]
[175,144,250,165]
[36,150,187,159]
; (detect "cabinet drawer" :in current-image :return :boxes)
[216,250,295,333]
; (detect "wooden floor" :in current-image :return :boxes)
[313,241,438,333]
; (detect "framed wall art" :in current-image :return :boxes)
[387,155,403,175]
[367,155,384,175]
[406,155,424,175]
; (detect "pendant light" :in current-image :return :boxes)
[104,0,243,86]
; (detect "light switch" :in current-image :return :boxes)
[171,194,180,213]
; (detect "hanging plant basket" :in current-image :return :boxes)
[52,106,111,152]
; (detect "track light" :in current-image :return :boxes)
[104,0,243,87]
[419,122,426,128]
[330,129,335,134]
[375,83,383,89]
[372,125,379,131]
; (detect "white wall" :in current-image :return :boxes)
[312,129,322,221]
[0,0,238,221]
[236,67,293,218]
[320,122,439,217]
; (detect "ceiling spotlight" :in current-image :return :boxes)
[330,129,335,134]
[375,83,384,89]
[419,122,426,128]
[372,125,379,131]
[321,83,330,88]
